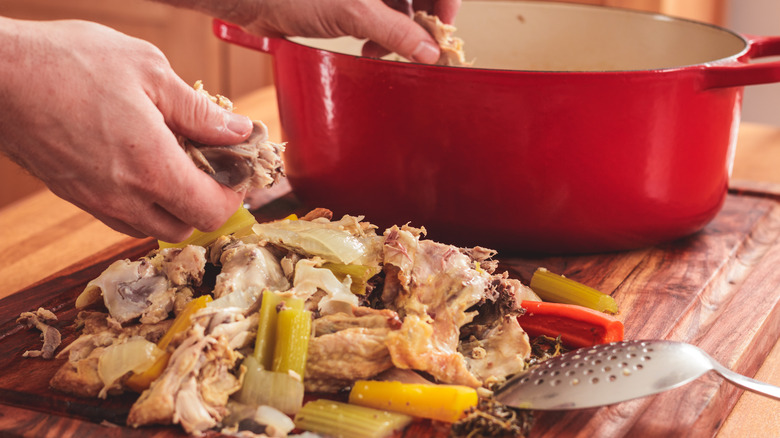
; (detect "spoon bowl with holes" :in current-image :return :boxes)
[493,339,780,410]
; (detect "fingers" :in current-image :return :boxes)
[361,40,392,59]
[432,0,461,24]
[384,0,413,16]
[359,0,463,63]
[135,74,249,239]
[96,114,244,241]
[349,1,441,64]
[409,0,460,23]
[141,126,246,236]
[151,76,253,146]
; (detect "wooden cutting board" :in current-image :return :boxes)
[1,187,779,437]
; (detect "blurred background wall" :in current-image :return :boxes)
[727,0,780,127]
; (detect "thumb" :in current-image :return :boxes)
[154,78,253,146]
[352,5,440,64]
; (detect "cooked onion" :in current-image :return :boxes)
[253,219,366,264]
[97,337,163,397]
[235,355,304,415]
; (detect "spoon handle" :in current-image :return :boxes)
[713,363,780,401]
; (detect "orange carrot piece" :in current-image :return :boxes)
[518,300,624,349]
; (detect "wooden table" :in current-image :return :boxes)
[1,85,779,436]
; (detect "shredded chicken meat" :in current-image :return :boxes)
[17,307,61,359]
[47,209,538,436]
[413,11,472,66]
[180,81,285,192]
[127,308,252,434]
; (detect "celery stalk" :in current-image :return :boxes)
[158,206,257,249]
[529,268,618,314]
[272,307,312,377]
[294,399,412,438]
[254,290,283,370]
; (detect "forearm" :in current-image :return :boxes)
[147,0,255,26]
[0,17,40,167]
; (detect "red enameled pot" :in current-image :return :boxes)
[214,1,780,254]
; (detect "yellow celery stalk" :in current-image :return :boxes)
[529,267,618,314]
[158,206,257,249]
[125,295,212,392]
[348,380,478,423]
[244,292,310,414]
[271,306,312,377]
[254,290,283,370]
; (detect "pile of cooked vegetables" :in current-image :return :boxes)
[32,206,624,438]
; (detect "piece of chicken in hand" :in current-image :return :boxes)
[179,81,285,192]
[413,11,472,66]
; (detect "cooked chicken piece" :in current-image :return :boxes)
[50,356,106,397]
[210,238,290,300]
[77,258,170,324]
[17,307,61,359]
[382,226,531,387]
[76,247,207,324]
[127,308,248,434]
[413,11,472,66]
[180,82,285,193]
[460,315,530,384]
[160,246,207,287]
[183,121,285,192]
[305,307,401,392]
[382,226,487,386]
[300,208,334,221]
[50,312,172,398]
[313,307,401,335]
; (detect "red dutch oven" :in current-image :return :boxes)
[214,1,780,254]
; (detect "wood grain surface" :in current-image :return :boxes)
[0,189,779,437]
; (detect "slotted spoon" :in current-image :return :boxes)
[494,339,780,410]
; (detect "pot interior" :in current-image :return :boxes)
[287,0,748,71]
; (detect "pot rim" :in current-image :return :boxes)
[281,0,751,74]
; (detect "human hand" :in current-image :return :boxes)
[174,0,461,64]
[0,18,253,242]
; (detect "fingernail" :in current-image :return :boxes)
[225,113,253,136]
[410,40,440,64]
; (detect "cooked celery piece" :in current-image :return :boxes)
[235,355,304,415]
[322,262,381,295]
[294,399,413,438]
[349,380,478,423]
[125,295,212,391]
[158,206,257,249]
[282,296,305,311]
[529,267,618,314]
[272,307,312,377]
[254,290,283,370]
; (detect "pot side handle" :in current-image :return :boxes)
[212,19,280,54]
[703,35,780,89]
